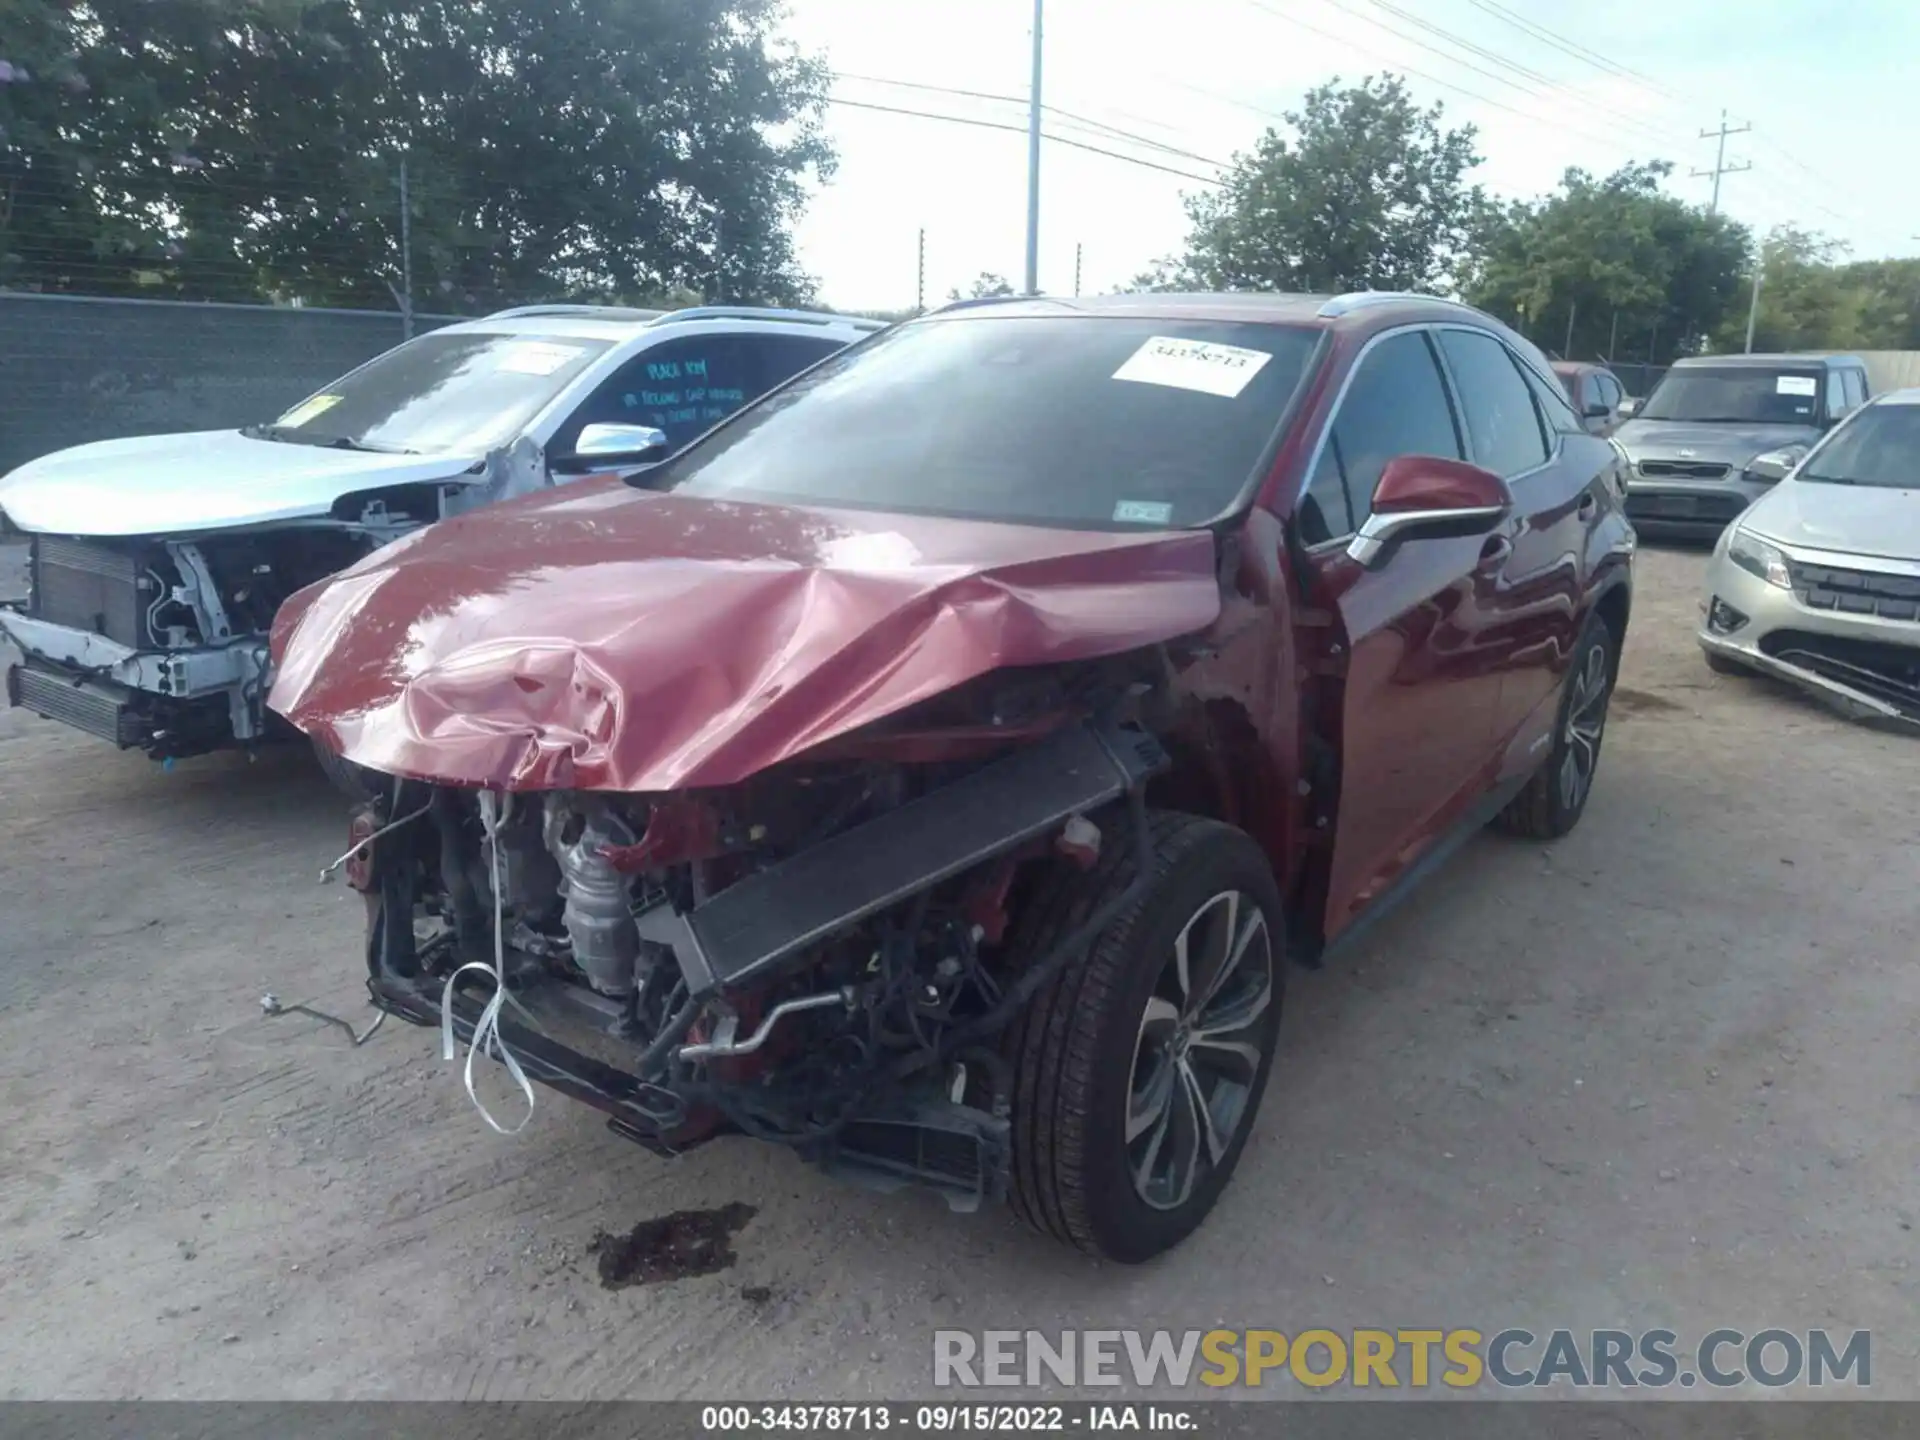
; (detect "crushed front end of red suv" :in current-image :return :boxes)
[270,295,1634,1262]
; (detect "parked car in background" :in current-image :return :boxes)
[0,305,879,772]
[1699,389,1920,729]
[1613,352,1872,539]
[1552,361,1630,437]
[268,289,1634,1262]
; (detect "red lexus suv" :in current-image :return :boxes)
[270,291,1635,1262]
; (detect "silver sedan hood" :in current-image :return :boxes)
[0,429,486,537]
[1741,478,1920,564]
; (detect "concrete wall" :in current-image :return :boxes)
[0,293,459,475]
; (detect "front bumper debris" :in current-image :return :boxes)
[0,609,269,753]
[367,965,1013,1211]
[1699,538,1920,731]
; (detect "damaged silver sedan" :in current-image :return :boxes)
[1699,388,1920,729]
[0,304,877,771]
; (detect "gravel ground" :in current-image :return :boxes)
[1,540,1916,1400]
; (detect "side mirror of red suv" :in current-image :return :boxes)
[1346,454,1512,570]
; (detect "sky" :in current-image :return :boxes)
[780,0,1918,313]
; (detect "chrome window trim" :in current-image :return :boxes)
[1294,320,1562,546]
[1292,322,1460,540]
[1428,322,1563,487]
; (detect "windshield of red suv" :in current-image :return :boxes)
[649,314,1322,529]
[254,330,614,454]
[1796,403,1920,489]
[1637,366,1824,425]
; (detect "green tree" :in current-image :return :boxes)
[0,0,833,308]
[1838,257,1920,350]
[1465,162,1749,364]
[948,270,1014,301]
[1149,75,1483,294]
[1716,226,1887,354]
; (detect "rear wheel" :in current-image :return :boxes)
[1494,614,1617,840]
[1004,812,1285,1262]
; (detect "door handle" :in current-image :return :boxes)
[1476,535,1513,571]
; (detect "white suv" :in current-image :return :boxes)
[0,304,879,764]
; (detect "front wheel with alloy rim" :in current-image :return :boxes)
[1004,812,1285,1262]
[1494,614,1618,840]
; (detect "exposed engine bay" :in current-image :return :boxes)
[349,696,1171,1210]
[4,486,443,758]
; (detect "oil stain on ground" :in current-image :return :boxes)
[1613,687,1686,716]
[590,1202,758,1289]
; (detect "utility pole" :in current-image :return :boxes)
[1563,301,1576,359]
[397,156,414,340]
[916,227,926,314]
[1023,0,1043,296]
[1692,109,1751,215]
[1073,242,1082,297]
[1744,248,1764,354]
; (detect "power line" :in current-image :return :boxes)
[1357,0,1556,88]
[1466,0,1681,102]
[1232,0,1634,155]
[1461,0,1862,225]
[824,98,1223,185]
[1321,0,1700,157]
[1154,74,1293,128]
[831,73,1227,167]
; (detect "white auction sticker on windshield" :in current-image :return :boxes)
[1113,336,1272,398]
[497,341,585,376]
[1113,499,1174,524]
[1776,375,1818,396]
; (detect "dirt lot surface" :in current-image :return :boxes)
[2,541,1916,1400]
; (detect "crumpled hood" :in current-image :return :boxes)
[1614,419,1821,469]
[1741,478,1920,564]
[0,429,485,537]
[267,477,1223,793]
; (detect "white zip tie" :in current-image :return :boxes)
[441,789,535,1135]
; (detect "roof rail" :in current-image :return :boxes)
[647,305,883,330]
[1316,290,1468,319]
[932,294,1039,314]
[483,304,665,322]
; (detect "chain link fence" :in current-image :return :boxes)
[0,293,464,474]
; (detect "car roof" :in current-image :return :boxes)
[925,289,1488,329]
[1875,387,1920,406]
[1671,352,1864,370]
[437,304,883,343]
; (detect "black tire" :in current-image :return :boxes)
[311,737,379,803]
[1003,811,1285,1263]
[1494,613,1618,840]
[1703,649,1750,678]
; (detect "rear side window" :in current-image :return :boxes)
[1300,330,1462,543]
[1525,362,1586,436]
[1825,369,1850,423]
[558,332,847,454]
[1843,368,1868,409]
[1438,329,1550,475]
[752,334,847,391]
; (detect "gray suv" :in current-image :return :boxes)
[1615,352,1871,539]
